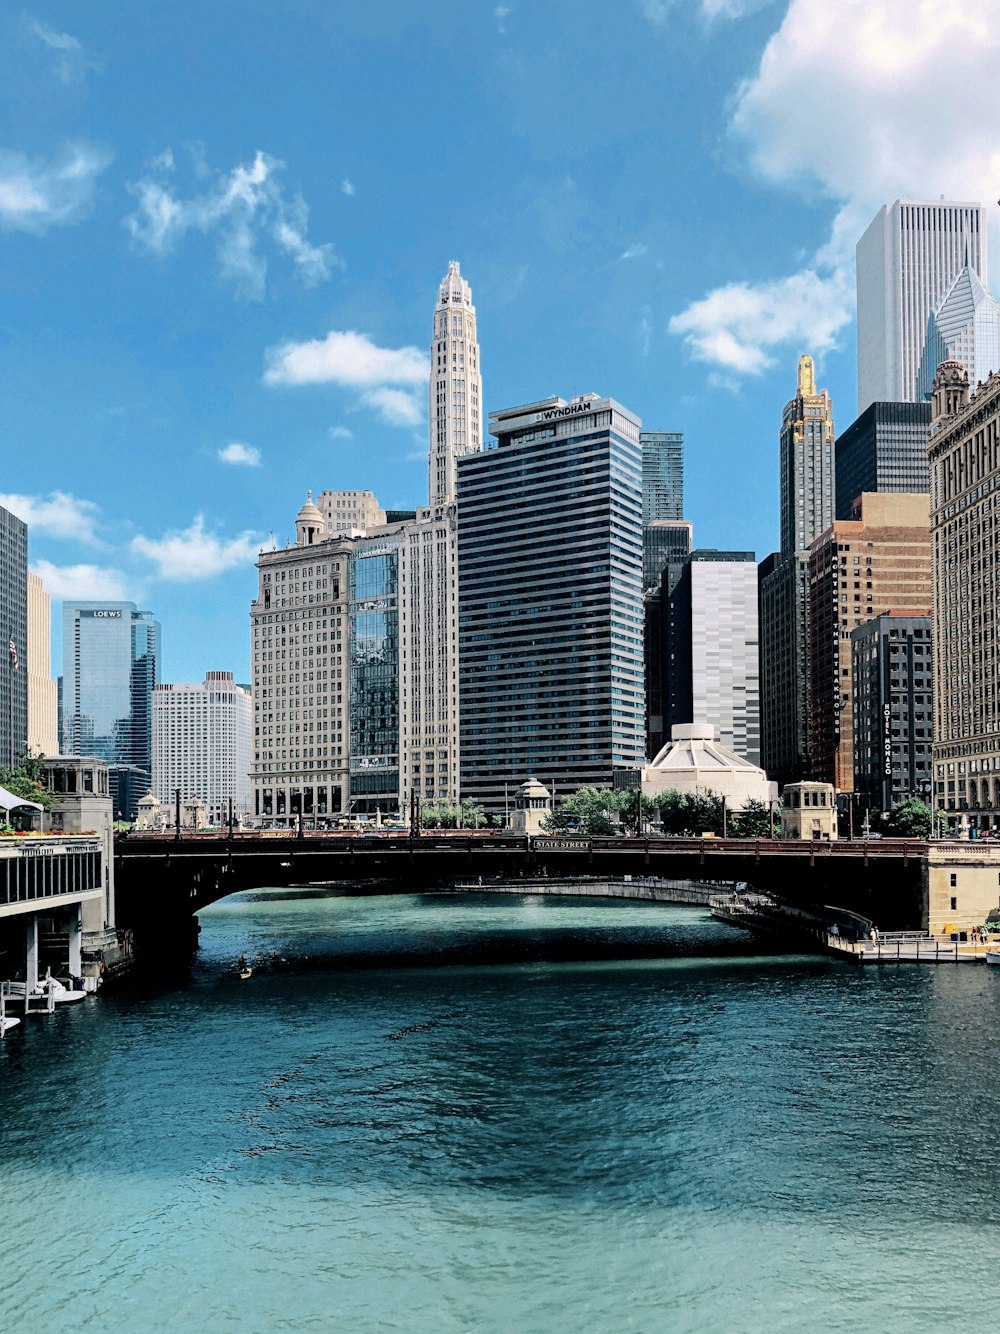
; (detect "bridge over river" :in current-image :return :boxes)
[114,832,930,945]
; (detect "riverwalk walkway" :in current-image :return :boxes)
[828,931,1000,964]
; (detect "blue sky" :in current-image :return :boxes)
[2,0,998,684]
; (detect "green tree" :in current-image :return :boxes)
[882,796,932,838]
[544,786,624,836]
[655,789,725,836]
[0,752,52,812]
[459,798,487,829]
[732,798,779,838]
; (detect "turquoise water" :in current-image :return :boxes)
[2,888,1000,1333]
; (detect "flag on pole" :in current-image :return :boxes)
[8,640,18,672]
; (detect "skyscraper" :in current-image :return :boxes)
[398,261,484,812]
[429,261,483,505]
[0,503,27,768]
[667,551,760,764]
[759,356,835,787]
[27,571,58,756]
[807,493,931,791]
[835,401,932,521]
[458,394,644,813]
[916,264,1000,401]
[641,431,683,524]
[153,672,252,825]
[926,360,1000,832]
[61,601,161,820]
[856,198,987,413]
[251,499,353,829]
[851,614,933,816]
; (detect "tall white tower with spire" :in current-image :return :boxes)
[428,261,483,503]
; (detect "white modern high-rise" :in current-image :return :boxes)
[153,672,252,826]
[856,199,987,413]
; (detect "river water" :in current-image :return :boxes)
[2,888,1000,1333]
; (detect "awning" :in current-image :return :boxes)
[0,783,43,813]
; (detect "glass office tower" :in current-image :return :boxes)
[458,394,644,815]
[61,602,160,820]
[0,503,28,767]
[348,536,401,815]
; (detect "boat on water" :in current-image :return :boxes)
[4,973,90,1006]
[986,951,1000,967]
[1,1014,20,1035]
[36,974,88,1005]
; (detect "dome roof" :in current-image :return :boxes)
[296,490,323,524]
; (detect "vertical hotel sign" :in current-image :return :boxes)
[883,704,892,778]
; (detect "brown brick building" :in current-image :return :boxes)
[807,492,931,790]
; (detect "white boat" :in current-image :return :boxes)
[985,950,1000,967]
[35,974,88,1005]
[1,1015,20,1035]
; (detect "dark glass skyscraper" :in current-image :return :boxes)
[835,401,931,520]
[458,394,644,814]
[61,602,160,820]
[0,504,28,767]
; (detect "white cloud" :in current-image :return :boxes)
[124,150,338,299]
[669,0,1000,379]
[131,515,263,581]
[26,16,97,84]
[328,425,354,440]
[0,143,111,235]
[362,387,423,427]
[620,242,647,260]
[670,267,853,375]
[263,329,427,428]
[494,4,513,32]
[341,178,355,197]
[32,560,128,602]
[263,329,427,388]
[0,490,101,544]
[641,0,770,20]
[217,442,261,467]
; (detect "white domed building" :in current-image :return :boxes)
[642,724,777,808]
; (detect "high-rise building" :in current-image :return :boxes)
[807,493,931,791]
[917,265,1000,402]
[643,518,692,593]
[851,614,933,816]
[667,551,760,764]
[856,198,987,413]
[397,261,484,812]
[251,498,352,828]
[835,401,932,520]
[429,261,483,506]
[0,504,27,769]
[926,359,1000,832]
[349,531,402,816]
[60,601,160,820]
[152,672,252,825]
[26,571,57,757]
[641,431,683,524]
[457,394,644,814]
[759,356,835,787]
[644,520,693,758]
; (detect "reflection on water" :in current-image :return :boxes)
[2,888,1000,1333]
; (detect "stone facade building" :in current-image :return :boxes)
[927,360,1000,830]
